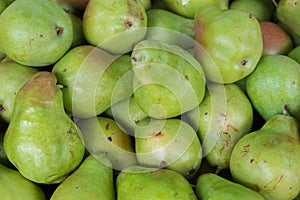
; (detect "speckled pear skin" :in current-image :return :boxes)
[50,155,115,200]
[0,0,73,66]
[0,164,46,200]
[135,118,202,180]
[230,113,300,200]
[185,83,253,171]
[52,46,133,118]
[83,0,147,54]
[4,72,85,184]
[0,59,38,123]
[276,0,300,37]
[162,0,229,19]
[194,5,263,84]
[116,166,198,200]
[131,39,206,119]
[196,173,265,200]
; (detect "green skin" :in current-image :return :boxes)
[162,0,229,19]
[135,118,202,180]
[76,117,137,171]
[276,0,300,37]
[194,6,263,84]
[196,173,265,200]
[288,45,300,63]
[278,21,300,46]
[104,95,148,135]
[146,9,195,49]
[116,166,198,200]
[0,59,38,123]
[229,0,275,21]
[50,155,115,200]
[0,0,9,14]
[82,0,147,55]
[52,45,133,118]
[140,0,151,10]
[246,55,300,121]
[4,72,85,184]
[68,13,86,48]
[184,83,253,171]
[0,0,73,67]
[131,39,206,119]
[230,114,300,200]
[0,164,45,200]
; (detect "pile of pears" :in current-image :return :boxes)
[1,0,300,199]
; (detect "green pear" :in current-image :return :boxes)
[0,0,73,66]
[0,163,46,200]
[52,46,133,118]
[278,20,300,46]
[146,9,195,49]
[76,117,137,171]
[82,0,147,55]
[259,21,293,55]
[4,72,85,184]
[116,166,198,200]
[246,55,300,121]
[162,0,229,19]
[196,173,265,200]
[131,39,206,119]
[230,111,300,200]
[229,0,275,21]
[68,13,86,48]
[184,83,253,172]
[276,0,300,38]
[50,154,115,200]
[104,95,148,135]
[0,59,38,123]
[194,5,263,83]
[288,45,300,63]
[135,118,202,180]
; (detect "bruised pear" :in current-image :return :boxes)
[4,72,85,184]
[196,173,265,200]
[230,110,300,200]
[116,166,197,200]
[194,5,263,83]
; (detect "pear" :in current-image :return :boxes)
[278,20,300,46]
[146,9,195,49]
[0,163,46,199]
[288,45,300,63]
[259,21,293,55]
[104,95,148,135]
[50,154,115,200]
[131,39,206,119]
[196,173,265,200]
[135,118,202,180]
[52,46,133,118]
[246,55,300,121]
[276,0,300,38]
[82,0,147,55]
[76,117,137,171]
[162,0,229,19]
[116,166,198,200]
[4,72,85,184]
[184,83,253,172]
[194,5,263,84]
[67,13,86,48]
[229,0,275,21]
[230,110,300,200]
[0,59,39,123]
[0,0,73,66]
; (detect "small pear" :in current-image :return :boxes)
[230,110,300,200]
[82,0,147,54]
[116,166,198,200]
[76,117,137,171]
[135,118,202,180]
[288,45,300,63]
[0,59,38,123]
[50,154,115,200]
[196,173,265,200]
[67,13,86,48]
[4,72,85,184]
[0,0,73,66]
[0,163,46,199]
[246,55,300,121]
